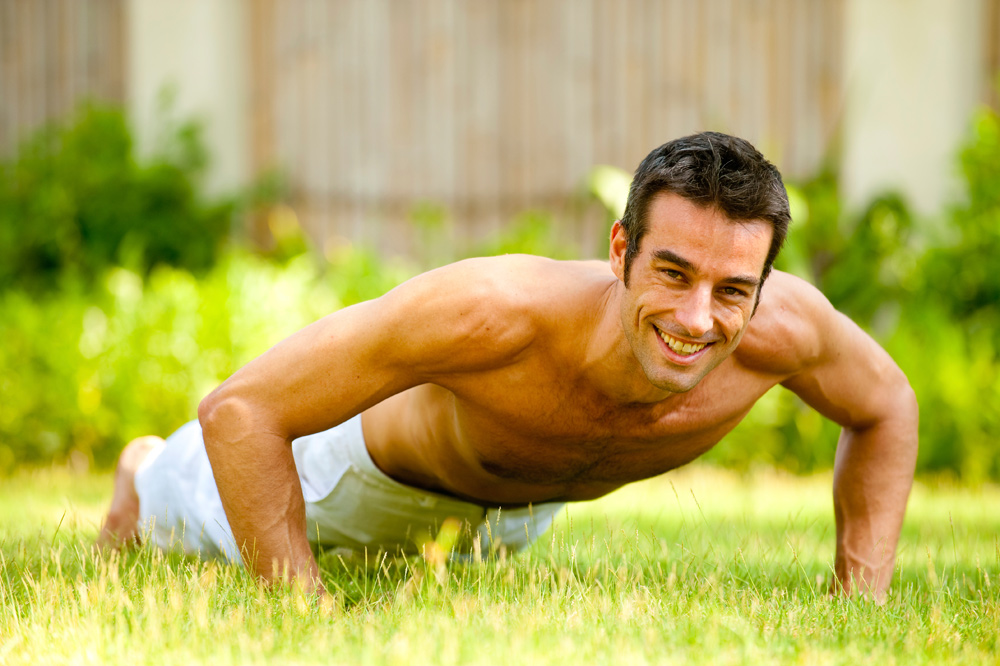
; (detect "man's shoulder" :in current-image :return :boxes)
[378,255,612,369]
[417,254,612,313]
[442,253,611,284]
[734,270,834,377]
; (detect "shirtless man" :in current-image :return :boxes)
[98,132,918,600]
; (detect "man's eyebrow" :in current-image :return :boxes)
[653,248,761,289]
[724,275,762,289]
[652,249,695,272]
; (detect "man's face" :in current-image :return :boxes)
[610,193,773,393]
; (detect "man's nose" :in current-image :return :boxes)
[674,287,713,338]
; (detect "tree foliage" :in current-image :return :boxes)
[0,104,232,291]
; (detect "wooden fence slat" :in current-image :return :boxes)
[0,0,15,152]
[0,0,124,159]
[986,0,1000,107]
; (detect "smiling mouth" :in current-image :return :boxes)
[656,327,711,356]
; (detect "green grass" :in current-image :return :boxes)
[1,465,997,665]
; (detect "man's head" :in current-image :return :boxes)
[618,132,790,287]
[608,133,791,394]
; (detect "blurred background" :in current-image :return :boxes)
[0,0,998,482]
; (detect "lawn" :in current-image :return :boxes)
[1,464,997,665]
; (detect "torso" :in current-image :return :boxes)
[361,257,809,506]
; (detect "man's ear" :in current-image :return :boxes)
[609,220,627,281]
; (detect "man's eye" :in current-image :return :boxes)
[663,269,683,280]
[721,287,746,297]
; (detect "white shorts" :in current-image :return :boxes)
[135,415,563,563]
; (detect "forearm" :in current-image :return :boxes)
[832,394,918,598]
[199,397,321,591]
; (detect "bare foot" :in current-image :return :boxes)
[95,436,160,551]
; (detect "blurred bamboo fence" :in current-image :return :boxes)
[249,0,846,256]
[986,0,1000,109]
[4,0,1000,257]
[0,0,125,158]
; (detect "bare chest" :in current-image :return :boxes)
[443,363,774,491]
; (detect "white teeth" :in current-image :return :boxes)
[658,329,707,356]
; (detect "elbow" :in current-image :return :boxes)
[892,370,919,432]
[885,371,920,467]
[198,387,258,458]
[903,382,919,427]
[875,359,919,429]
[197,390,217,434]
[904,381,920,455]
[197,387,224,443]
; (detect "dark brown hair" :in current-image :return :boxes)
[619,131,790,285]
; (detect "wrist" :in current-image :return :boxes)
[832,553,891,602]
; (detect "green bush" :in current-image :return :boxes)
[893,106,1000,481]
[0,103,233,291]
[922,108,1000,337]
[470,210,580,260]
[0,249,413,471]
[886,308,1000,480]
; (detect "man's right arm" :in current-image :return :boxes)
[198,297,412,593]
[197,259,535,592]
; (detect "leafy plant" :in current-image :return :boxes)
[921,108,1000,338]
[0,249,413,471]
[470,210,579,260]
[0,103,233,291]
